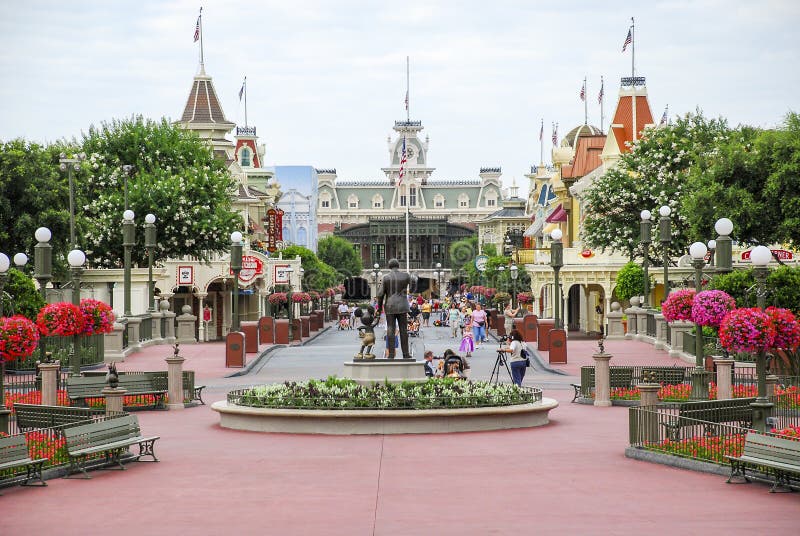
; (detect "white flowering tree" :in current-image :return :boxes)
[582,112,731,260]
[78,116,240,266]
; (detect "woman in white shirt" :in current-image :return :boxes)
[500,329,527,386]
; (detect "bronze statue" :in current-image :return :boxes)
[377,258,415,359]
[354,306,379,359]
[106,362,119,389]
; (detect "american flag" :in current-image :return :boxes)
[551,123,558,146]
[398,137,407,185]
[598,78,604,104]
[539,120,543,141]
[194,15,200,42]
[239,78,245,101]
[622,28,632,52]
[660,106,668,125]
[579,82,585,102]
[404,91,409,111]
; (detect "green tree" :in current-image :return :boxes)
[317,236,362,278]
[614,261,645,301]
[78,116,240,267]
[709,269,755,308]
[281,245,339,291]
[0,268,45,320]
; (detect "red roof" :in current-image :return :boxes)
[545,204,568,223]
[562,135,605,179]
[180,74,234,127]
[610,95,654,153]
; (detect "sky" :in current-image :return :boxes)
[1,0,798,190]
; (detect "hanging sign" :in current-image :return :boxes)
[266,208,278,252]
[276,209,284,241]
[741,249,793,261]
[232,255,264,283]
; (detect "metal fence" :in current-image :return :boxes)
[137,313,153,342]
[646,312,657,338]
[6,334,105,372]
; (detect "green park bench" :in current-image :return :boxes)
[571,366,634,402]
[662,398,755,440]
[67,375,167,409]
[63,414,159,479]
[82,370,205,405]
[640,366,687,385]
[13,404,103,432]
[726,431,800,492]
[0,434,47,489]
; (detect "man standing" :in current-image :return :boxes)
[377,258,414,359]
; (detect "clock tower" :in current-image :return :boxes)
[381,119,435,186]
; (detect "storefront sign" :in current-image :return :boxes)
[266,209,278,252]
[741,249,794,261]
[237,255,263,283]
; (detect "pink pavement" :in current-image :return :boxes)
[1,337,797,535]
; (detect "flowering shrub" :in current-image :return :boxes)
[719,307,776,353]
[268,292,288,305]
[484,287,496,298]
[691,290,735,327]
[662,289,696,322]
[291,292,311,304]
[4,390,71,411]
[516,292,533,304]
[493,292,511,305]
[772,425,800,438]
[36,302,85,337]
[645,433,746,464]
[308,291,321,302]
[0,315,40,361]
[765,307,800,351]
[79,299,115,335]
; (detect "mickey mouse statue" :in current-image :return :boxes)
[354,305,380,359]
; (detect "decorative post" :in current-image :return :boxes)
[550,229,563,329]
[59,152,83,249]
[714,218,734,274]
[122,210,135,317]
[658,206,671,300]
[714,358,735,400]
[640,209,652,308]
[67,249,86,376]
[165,343,185,411]
[750,245,773,432]
[144,214,157,312]
[285,266,294,340]
[689,242,709,400]
[39,354,60,406]
[592,339,612,407]
[230,231,243,332]
[34,227,53,362]
[510,263,519,309]
[638,370,661,442]
[102,362,126,416]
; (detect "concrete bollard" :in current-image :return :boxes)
[593,351,613,407]
[605,302,625,340]
[766,375,778,398]
[176,305,198,344]
[102,387,127,416]
[39,361,61,406]
[165,346,186,411]
[714,358,735,400]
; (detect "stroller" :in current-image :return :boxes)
[407,314,420,337]
[338,314,351,330]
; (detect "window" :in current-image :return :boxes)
[432,244,440,256]
[321,199,330,208]
[487,198,496,207]
[484,189,498,207]
[409,187,417,207]
[347,194,359,209]
[458,193,469,208]
[371,244,385,261]
[320,192,332,209]
[433,194,445,208]
[297,227,307,245]
[372,194,384,209]
[240,148,251,167]
[400,195,407,207]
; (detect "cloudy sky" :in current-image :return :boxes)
[1,1,798,187]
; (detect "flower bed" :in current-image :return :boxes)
[4,389,166,411]
[604,382,776,402]
[230,377,540,410]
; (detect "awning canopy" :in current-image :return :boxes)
[545,203,567,223]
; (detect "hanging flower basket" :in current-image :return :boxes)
[691,290,736,327]
[308,291,321,302]
[484,287,497,298]
[0,315,40,361]
[516,292,533,304]
[79,299,116,335]
[719,307,776,354]
[493,291,511,305]
[268,292,288,305]
[36,302,86,337]
[765,307,800,351]
[662,289,696,322]
[292,292,311,304]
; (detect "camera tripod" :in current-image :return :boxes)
[490,348,514,384]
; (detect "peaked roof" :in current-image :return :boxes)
[545,203,567,223]
[562,135,606,179]
[609,93,654,153]
[180,70,235,128]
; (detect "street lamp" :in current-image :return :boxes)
[640,209,652,308]
[550,229,563,329]
[122,165,133,210]
[0,253,9,317]
[144,214,157,312]
[707,240,716,268]
[510,263,519,309]
[34,227,53,302]
[67,249,86,376]
[122,210,135,317]
[435,262,443,298]
[750,245,773,432]
[372,263,381,299]
[689,241,710,400]
[230,231,244,332]
[284,265,294,339]
[714,218,734,273]
[59,153,83,248]
[659,206,672,300]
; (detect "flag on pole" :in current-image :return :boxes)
[598,79,604,104]
[660,106,668,125]
[551,123,558,146]
[622,28,632,52]
[539,120,543,141]
[239,79,245,101]
[194,15,201,42]
[398,137,407,185]
[579,82,585,102]
[404,91,409,111]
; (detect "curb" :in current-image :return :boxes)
[226,325,333,378]
[624,446,729,477]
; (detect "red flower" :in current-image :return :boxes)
[719,307,776,353]
[79,299,115,335]
[765,307,800,351]
[37,302,85,337]
[0,315,40,361]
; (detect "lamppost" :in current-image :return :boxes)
[371,263,381,299]
[67,249,85,376]
[59,153,83,248]
[714,218,734,273]
[510,263,519,309]
[144,214,157,312]
[122,210,135,317]
[435,262,443,298]
[122,165,133,210]
[640,210,652,308]
[750,245,773,432]
[550,229,563,329]
[34,227,53,302]
[496,265,505,303]
[284,266,294,339]
[659,206,672,300]
[0,253,9,317]
[689,241,710,400]
[230,231,244,332]
[706,240,716,268]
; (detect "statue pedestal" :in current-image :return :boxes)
[343,359,427,385]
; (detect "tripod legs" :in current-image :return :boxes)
[490,352,514,384]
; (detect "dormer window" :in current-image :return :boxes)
[348,194,359,209]
[458,193,469,208]
[434,194,445,208]
[240,148,251,167]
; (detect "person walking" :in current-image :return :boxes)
[471,303,488,347]
[500,329,527,386]
[449,304,461,338]
[421,300,432,327]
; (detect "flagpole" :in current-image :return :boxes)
[405,205,410,273]
[199,7,204,70]
[244,76,248,127]
[631,17,635,78]
[599,76,604,133]
[584,76,588,125]
[406,56,410,122]
[539,118,543,164]
[630,18,637,142]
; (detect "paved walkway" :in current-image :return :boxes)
[3,323,797,535]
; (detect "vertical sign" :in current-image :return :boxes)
[276,209,284,241]
[266,208,277,252]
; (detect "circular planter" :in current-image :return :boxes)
[211,398,559,435]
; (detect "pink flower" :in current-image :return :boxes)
[662,289,695,322]
[765,307,800,351]
[719,308,776,353]
[691,290,736,327]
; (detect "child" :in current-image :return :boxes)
[384,332,400,358]
[459,321,474,358]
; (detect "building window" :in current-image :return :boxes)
[348,194,359,209]
[458,193,469,208]
[409,187,417,207]
[399,195,407,207]
[320,192,332,209]
[240,148,251,167]
[372,194,383,209]
[321,200,330,208]
[371,244,385,261]
[432,244,440,256]
[487,198,496,207]
[434,194,445,208]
